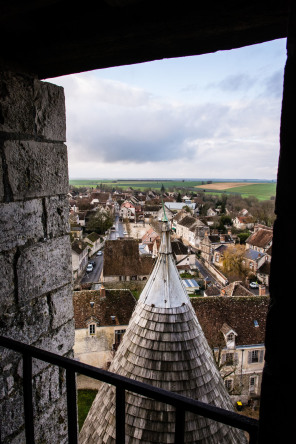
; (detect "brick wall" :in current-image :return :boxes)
[0,70,74,443]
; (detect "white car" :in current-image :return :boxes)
[96,251,102,256]
[250,282,259,289]
[123,231,128,235]
[86,264,93,273]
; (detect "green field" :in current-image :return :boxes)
[69,179,276,200]
[200,183,276,200]
[69,179,203,190]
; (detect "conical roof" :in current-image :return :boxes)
[80,222,247,443]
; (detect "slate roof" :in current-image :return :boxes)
[103,239,155,276]
[246,229,273,249]
[80,222,246,444]
[178,215,197,228]
[171,239,188,255]
[191,296,268,347]
[73,289,136,328]
[244,249,265,261]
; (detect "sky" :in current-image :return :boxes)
[48,38,287,181]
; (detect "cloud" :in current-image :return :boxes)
[262,70,284,98]
[207,74,255,92]
[49,70,282,180]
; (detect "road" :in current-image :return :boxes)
[81,252,104,284]
[195,258,219,286]
[109,215,124,240]
[81,215,124,284]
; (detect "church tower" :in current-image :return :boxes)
[80,221,247,443]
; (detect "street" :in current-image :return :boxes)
[195,257,219,286]
[109,215,124,239]
[81,251,104,284]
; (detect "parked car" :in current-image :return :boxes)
[89,260,96,267]
[86,264,93,273]
[123,231,128,235]
[250,281,259,289]
[96,251,102,256]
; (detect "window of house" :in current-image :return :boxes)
[249,376,258,392]
[227,333,234,342]
[248,349,264,364]
[89,324,96,335]
[115,329,126,345]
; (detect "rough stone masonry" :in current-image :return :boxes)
[0,69,74,443]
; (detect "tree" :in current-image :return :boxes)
[176,192,182,202]
[160,183,165,194]
[222,244,246,278]
[86,210,114,234]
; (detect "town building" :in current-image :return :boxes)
[101,239,154,282]
[73,286,136,368]
[80,222,247,443]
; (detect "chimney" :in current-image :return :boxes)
[221,289,226,296]
[259,284,266,296]
[100,284,106,298]
[227,229,232,236]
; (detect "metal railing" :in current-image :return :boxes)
[0,336,259,444]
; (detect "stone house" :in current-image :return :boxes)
[119,201,136,220]
[246,225,273,254]
[157,204,174,221]
[73,287,136,368]
[191,296,269,404]
[71,239,89,280]
[232,216,254,230]
[101,239,155,282]
[171,239,196,271]
[200,232,235,263]
[175,215,199,243]
[84,232,103,256]
[242,249,268,274]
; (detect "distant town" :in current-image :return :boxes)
[69,181,274,425]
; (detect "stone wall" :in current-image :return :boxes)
[0,69,74,443]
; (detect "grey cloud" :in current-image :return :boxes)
[207,74,255,92]
[262,70,284,98]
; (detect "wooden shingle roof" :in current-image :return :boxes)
[80,222,246,443]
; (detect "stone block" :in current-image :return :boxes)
[0,391,25,440]
[0,250,15,314]
[4,140,69,200]
[0,71,35,134]
[33,365,60,412]
[36,319,75,357]
[34,79,66,142]
[0,199,44,252]
[50,284,74,330]
[46,195,70,239]
[4,295,50,345]
[0,157,4,202]
[17,236,72,303]
[34,394,68,444]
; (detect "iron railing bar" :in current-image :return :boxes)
[66,369,78,444]
[116,386,125,444]
[0,335,259,439]
[23,353,35,444]
[175,406,185,444]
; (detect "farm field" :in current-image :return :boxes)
[196,182,276,200]
[69,179,276,200]
[69,179,203,190]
